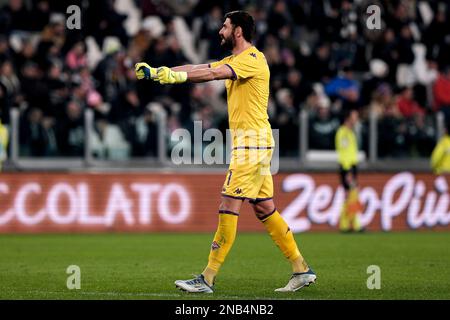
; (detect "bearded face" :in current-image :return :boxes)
[219,18,237,51]
[220,31,236,51]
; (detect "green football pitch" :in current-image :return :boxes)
[0,232,449,300]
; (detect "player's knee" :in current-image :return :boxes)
[255,201,275,213]
[252,201,275,220]
[219,202,233,212]
[253,209,266,220]
[219,197,243,213]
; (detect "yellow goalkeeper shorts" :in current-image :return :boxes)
[221,147,274,201]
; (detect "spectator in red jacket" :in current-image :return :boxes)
[397,86,424,118]
[433,66,450,111]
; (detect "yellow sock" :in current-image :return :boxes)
[205,212,238,279]
[345,188,362,231]
[261,210,302,262]
[352,214,362,231]
[291,255,309,273]
[339,201,350,231]
[201,267,217,287]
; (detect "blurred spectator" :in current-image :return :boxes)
[433,66,450,114]
[200,6,223,59]
[0,0,446,160]
[264,43,285,90]
[423,5,450,69]
[408,114,436,157]
[378,99,409,157]
[304,42,334,83]
[324,66,360,110]
[109,86,155,157]
[397,25,415,65]
[0,35,12,63]
[273,88,299,156]
[360,59,389,108]
[267,0,292,37]
[1,0,30,32]
[20,108,47,156]
[14,39,36,72]
[284,70,312,108]
[41,13,66,52]
[164,32,189,66]
[66,41,88,70]
[46,62,69,119]
[30,0,50,32]
[86,0,129,47]
[20,61,50,113]
[397,86,425,118]
[309,97,340,150]
[365,83,393,119]
[0,60,20,123]
[372,29,399,82]
[58,100,85,156]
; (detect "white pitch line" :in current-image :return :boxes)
[7,290,242,299]
[10,290,183,298]
[6,289,293,300]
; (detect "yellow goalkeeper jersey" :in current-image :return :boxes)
[210,46,273,148]
[431,135,450,174]
[335,125,358,170]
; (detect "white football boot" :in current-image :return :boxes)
[275,268,317,292]
[175,274,214,293]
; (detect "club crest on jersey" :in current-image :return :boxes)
[211,241,221,250]
[234,188,242,194]
[249,53,257,58]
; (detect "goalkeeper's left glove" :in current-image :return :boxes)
[156,66,187,84]
[135,62,158,80]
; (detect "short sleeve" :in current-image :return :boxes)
[209,56,231,69]
[226,52,262,80]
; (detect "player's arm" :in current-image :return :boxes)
[134,62,209,81]
[134,62,210,79]
[171,64,210,72]
[134,62,231,83]
[156,64,234,84]
[186,64,233,82]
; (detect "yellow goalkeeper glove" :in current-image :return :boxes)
[135,62,157,80]
[156,66,187,84]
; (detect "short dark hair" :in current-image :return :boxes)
[340,108,357,124]
[224,11,255,42]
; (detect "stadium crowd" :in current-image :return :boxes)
[0,0,449,159]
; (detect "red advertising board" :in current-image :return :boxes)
[0,172,449,233]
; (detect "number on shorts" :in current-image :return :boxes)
[226,170,233,186]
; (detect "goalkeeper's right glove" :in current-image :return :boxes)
[135,62,158,80]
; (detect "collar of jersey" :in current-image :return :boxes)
[232,45,255,58]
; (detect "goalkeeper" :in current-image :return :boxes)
[135,11,316,293]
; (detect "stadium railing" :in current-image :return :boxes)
[4,109,442,172]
